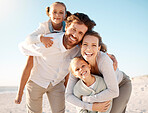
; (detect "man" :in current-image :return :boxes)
[19,13,96,113]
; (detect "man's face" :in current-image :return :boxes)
[64,22,88,49]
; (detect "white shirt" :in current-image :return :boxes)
[19,32,80,88]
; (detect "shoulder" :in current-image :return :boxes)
[97,52,112,64]
[40,21,49,26]
[93,75,104,82]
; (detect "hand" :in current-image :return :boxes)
[40,35,53,48]
[15,92,23,104]
[107,53,118,71]
[92,100,111,112]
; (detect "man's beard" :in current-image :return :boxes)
[64,34,78,49]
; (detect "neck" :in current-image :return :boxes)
[87,57,97,67]
[52,22,63,30]
[84,75,96,87]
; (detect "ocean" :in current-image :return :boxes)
[0,86,18,94]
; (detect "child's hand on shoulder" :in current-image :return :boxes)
[40,35,54,48]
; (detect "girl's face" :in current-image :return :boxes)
[72,59,91,81]
[49,4,66,24]
[81,35,101,62]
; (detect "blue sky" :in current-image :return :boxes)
[0,0,148,86]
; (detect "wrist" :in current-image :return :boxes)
[18,90,24,95]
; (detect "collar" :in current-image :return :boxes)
[48,20,65,33]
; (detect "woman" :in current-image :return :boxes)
[65,30,132,113]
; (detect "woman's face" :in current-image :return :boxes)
[81,35,101,62]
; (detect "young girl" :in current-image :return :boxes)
[15,2,69,104]
[65,31,132,113]
[69,56,112,113]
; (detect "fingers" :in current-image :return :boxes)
[15,99,21,104]
[107,53,118,71]
[42,37,53,48]
[101,101,111,112]
[45,41,53,48]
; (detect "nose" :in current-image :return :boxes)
[87,45,91,50]
[79,68,83,72]
[73,32,77,38]
[56,13,60,16]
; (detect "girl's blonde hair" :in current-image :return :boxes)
[46,2,71,20]
[83,30,107,53]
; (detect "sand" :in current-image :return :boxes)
[0,75,148,113]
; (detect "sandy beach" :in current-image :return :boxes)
[0,75,148,113]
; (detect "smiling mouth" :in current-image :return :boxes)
[81,71,87,76]
[69,36,77,41]
[54,18,61,20]
[85,52,93,57]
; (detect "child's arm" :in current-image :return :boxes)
[25,22,53,46]
[15,56,33,104]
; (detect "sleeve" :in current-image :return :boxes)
[82,55,119,103]
[65,73,93,111]
[25,22,47,44]
[18,41,46,56]
[73,81,82,99]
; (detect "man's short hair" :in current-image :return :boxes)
[66,12,96,31]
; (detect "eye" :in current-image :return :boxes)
[82,65,85,68]
[76,68,79,71]
[79,32,83,35]
[72,28,76,31]
[92,44,97,47]
[59,11,64,14]
[53,11,57,14]
[83,43,87,46]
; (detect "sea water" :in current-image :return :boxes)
[0,86,18,94]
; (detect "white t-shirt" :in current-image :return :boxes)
[19,32,80,88]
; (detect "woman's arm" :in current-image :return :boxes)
[82,54,119,103]
[66,73,111,112]
[15,56,33,104]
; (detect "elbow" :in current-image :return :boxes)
[65,91,71,102]
[113,87,119,98]
[110,87,119,98]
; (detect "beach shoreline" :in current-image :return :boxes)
[0,75,148,113]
